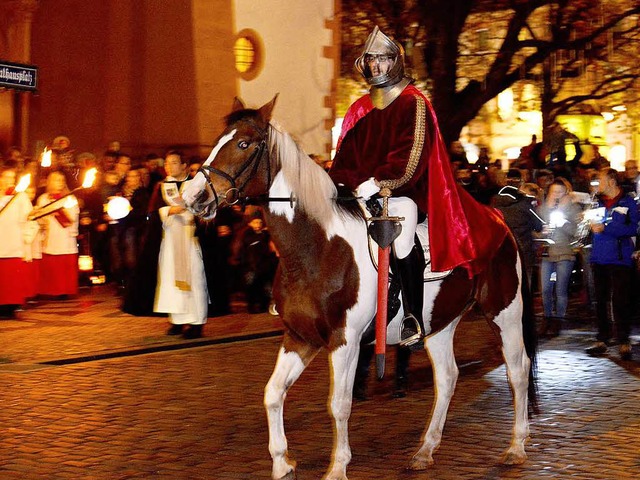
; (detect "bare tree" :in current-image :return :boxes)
[339,0,640,145]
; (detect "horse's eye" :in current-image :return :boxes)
[238,140,249,150]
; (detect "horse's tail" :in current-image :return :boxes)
[518,249,539,415]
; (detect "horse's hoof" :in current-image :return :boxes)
[407,455,433,471]
[273,458,296,479]
[502,450,527,465]
[275,471,296,480]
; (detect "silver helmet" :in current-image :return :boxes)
[355,26,405,88]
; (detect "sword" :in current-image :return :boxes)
[368,187,402,379]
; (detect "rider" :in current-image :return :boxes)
[329,26,508,347]
[329,26,428,346]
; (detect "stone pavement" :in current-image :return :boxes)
[0,284,639,479]
[0,285,284,365]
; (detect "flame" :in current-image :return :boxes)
[41,148,52,167]
[15,174,31,193]
[82,168,98,188]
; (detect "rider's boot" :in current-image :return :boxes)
[396,244,426,349]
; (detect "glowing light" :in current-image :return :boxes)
[503,147,522,160]
[612,105,626,112]
[40,148,52,167]
[234,37,255,73]
[549,210,567,228]
[497,88,514,120]
[106,196,131,220]
[609,144,627,171]
[82,168,98,188]
[78,255,94,272]
[15,174,31,193]
[602,112,614,122]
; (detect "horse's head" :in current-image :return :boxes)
[182,95,277,220]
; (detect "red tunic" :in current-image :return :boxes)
[0,258,29,305]
[330,84,507,276]
[39,254,78,296]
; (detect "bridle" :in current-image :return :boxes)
[197,123,271,210]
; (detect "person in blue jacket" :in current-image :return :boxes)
[586,168,640,360]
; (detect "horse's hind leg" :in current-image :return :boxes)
[265,340,320,480]
[409,318,461,470]
[324,336,361,480]
[494,296,530,464]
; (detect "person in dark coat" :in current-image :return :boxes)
[490,169,544,289]
[231,208,278,314]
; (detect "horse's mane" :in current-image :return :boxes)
[268,122,362,226]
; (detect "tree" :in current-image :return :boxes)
[339,0,640,146]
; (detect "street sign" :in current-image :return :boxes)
[0,61,38,91]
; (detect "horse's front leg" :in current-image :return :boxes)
[324,334,361,480]
[265,341,319,480]
[494,299,530,465]
[409,319,460,470]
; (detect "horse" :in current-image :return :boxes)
[182,96,538,480]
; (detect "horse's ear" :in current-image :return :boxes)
[258,94,278,122]
[232,97,246,112]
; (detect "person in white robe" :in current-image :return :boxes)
[34,170,80,297]
[153,151,208,339]
[0,163,34,317]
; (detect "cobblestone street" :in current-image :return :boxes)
[1,285,639,479]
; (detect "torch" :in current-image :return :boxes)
[28,168,97,221]
[0,173,32,217]
[40,147,52,168]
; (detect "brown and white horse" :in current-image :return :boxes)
[182,96,537,480]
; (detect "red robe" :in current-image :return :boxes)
[330,84,507,277]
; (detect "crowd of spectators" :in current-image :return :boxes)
[451,136,640,359]
[0,137,279,325]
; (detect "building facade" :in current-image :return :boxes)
[0,0,339,161]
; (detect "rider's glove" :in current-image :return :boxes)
[356,177,380,200]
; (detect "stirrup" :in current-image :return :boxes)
[399,313,423,347]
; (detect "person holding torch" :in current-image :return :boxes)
[34,170,80,298]
[0,161,34,317]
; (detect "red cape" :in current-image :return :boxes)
[337,88,508,277]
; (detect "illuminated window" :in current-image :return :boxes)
[234,29,263,81]
[235,37,254,73]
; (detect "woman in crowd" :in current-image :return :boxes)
[537,177,581,337]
